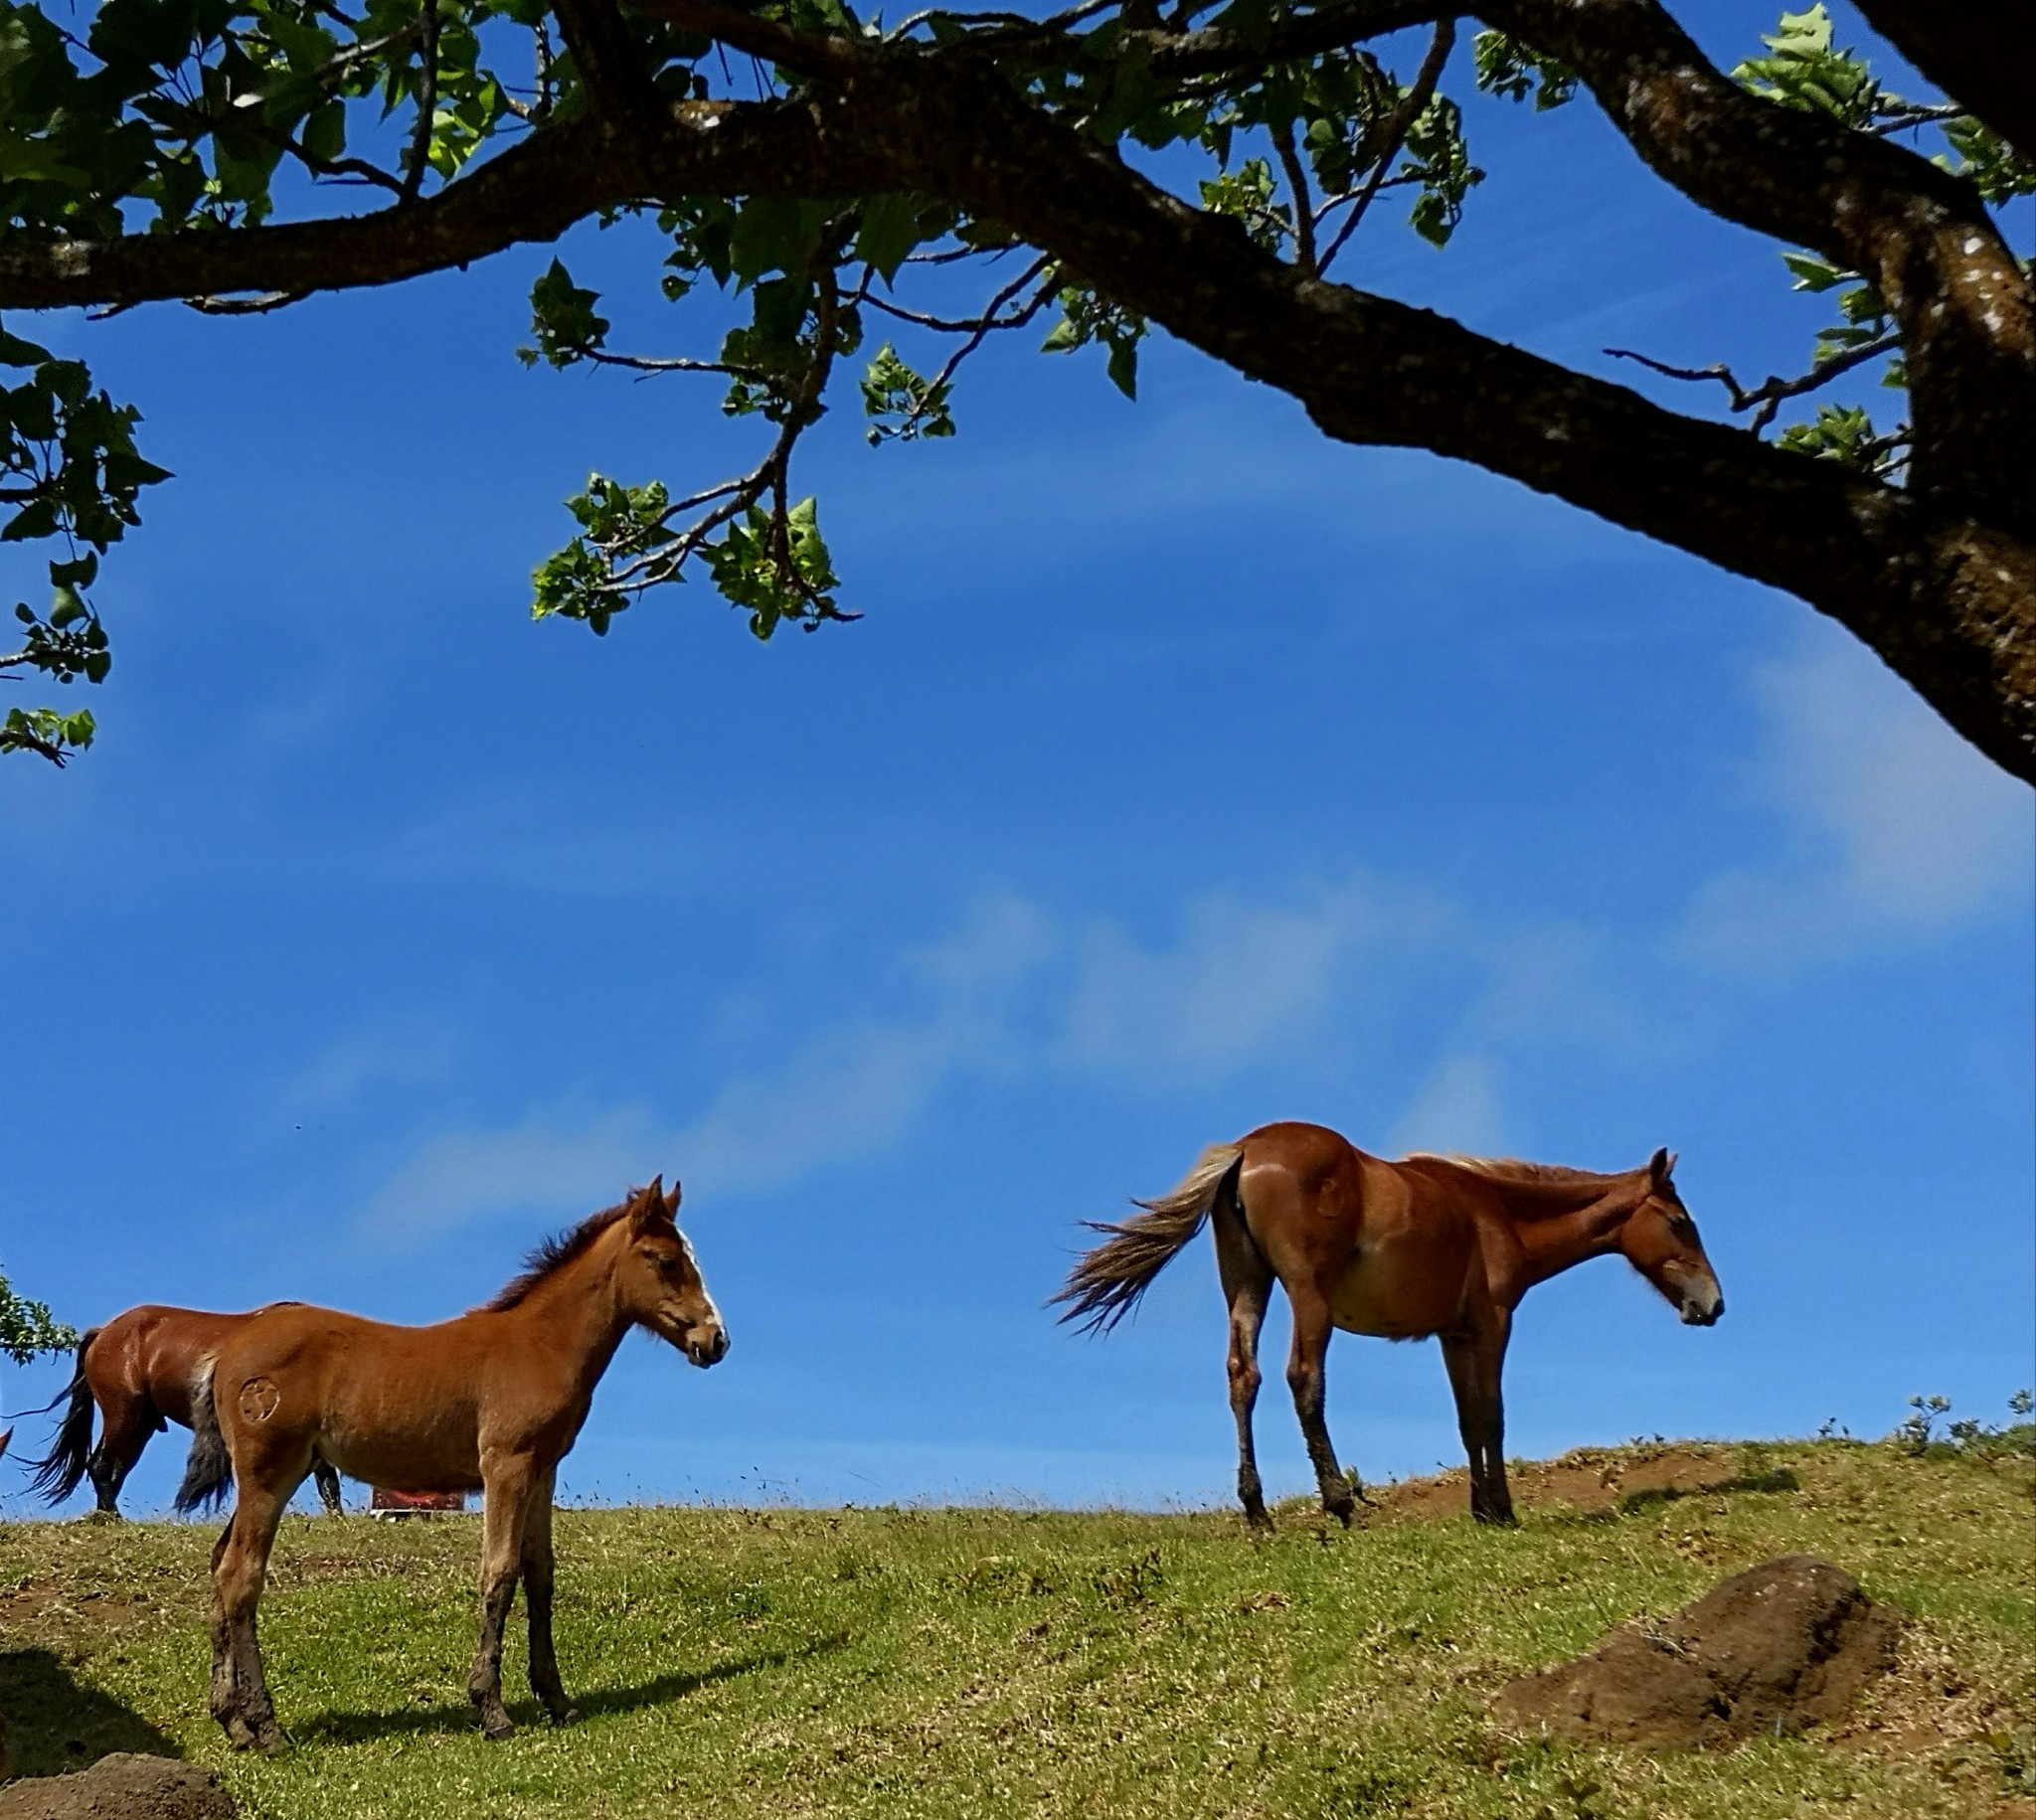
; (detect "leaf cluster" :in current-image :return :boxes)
[0,1260,76,1364]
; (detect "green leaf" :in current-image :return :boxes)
[855,193,924,283]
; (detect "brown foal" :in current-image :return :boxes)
[1056,1121,1724,1528]
[27,1306,343,1517]
[174,1178,727,1752]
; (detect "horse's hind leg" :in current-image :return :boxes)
[1284,1288,1358,1527]
[87,1395,157,1516]
[1214,1198,1273,1529]
[471,1458,536,1739]
[210,1478,293,1753]
[520,1471,580,1725]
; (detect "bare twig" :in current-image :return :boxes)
[1270,120,1317,275]
[1315,18,1452,275]
[888,254,1054,438]
[863,259,1050,333]
[1605,331,1901,433]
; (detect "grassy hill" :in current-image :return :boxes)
[2,1437,2031,1820]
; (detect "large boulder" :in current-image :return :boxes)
[1497,1555,1900,1747]
[0,1754,235,1820]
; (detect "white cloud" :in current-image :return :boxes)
[1060,883,1399,1075]
[361,1105,667,1244]
[1390,1053,1507,1157]
[283,1016,459,1113]
[1681,634,2032,966]
[356,879,1445,1232]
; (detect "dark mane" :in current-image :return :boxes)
[479,1195,639,1313]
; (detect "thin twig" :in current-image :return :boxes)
[886,0,1113,43]
[891,255,1053,437]
[1270,120,1317,276]
[862,262,1049,333]
[1315,18,1452,276]
[1605,331,1901,432]
[584,348,773,379]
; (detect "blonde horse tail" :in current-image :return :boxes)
[1051,1142,1246,1335]
[173,1362,233,1515]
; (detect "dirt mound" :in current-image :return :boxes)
[1371,1444,1798,1524]
[1496,1555,1900,1747]
[0,1754,235,1820]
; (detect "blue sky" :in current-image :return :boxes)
[2,4,2030,1516]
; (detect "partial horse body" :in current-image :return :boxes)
[175,1177,726,1753]
[26,1306,343,1517]
[1056,1121,1723,1528]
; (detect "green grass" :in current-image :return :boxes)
[3,1439,2031,1819]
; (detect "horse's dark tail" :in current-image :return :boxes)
[1051,1142,1245,1335]
[173,1365,233,1515]
[23,1328,101,1504]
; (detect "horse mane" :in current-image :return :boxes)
[1403,1153,1625,1190]
[480,1195,644,1312]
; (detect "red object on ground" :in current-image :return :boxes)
[369,1487,466,1517]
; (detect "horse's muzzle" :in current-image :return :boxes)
[685,1327,730,1369]
[1679,1292,1724,1327]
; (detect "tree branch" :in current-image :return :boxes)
[1850,0,2036,165]
[818,59,2034,776]
[0,101,876,311]
[1606,330,1902,433]
[1316,17,1452,273]
[1148,0,1454,78]
[1480,0,2036,543]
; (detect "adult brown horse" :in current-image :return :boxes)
[26,1307,344,1518]
[174,1177,726,1753]
[1055,1121,1723,1529]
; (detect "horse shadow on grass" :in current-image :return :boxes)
[0,1647,182,1779]
[298,1630,851,1745]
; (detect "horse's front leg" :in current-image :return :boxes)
[1284,1289,1357,1527]
[1442,1318,1514,1526]
[470,1458,536,1739]
[520,1471,580,1725]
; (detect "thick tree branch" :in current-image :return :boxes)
[1480,0,2036,544]
[0,102,876,310]
[1851,0,2036,166]
[797,62,2034,777]
[1147,0,1453,78]
[0,19,2026,776]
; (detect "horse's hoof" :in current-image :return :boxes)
[253,1726,289,1757]
[221,1716,256,1751]
[551,1705,582,1728]
[481,1715,517,1741]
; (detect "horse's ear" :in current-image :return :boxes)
[665,1178,682,1214]
[636,1175,665,1219]
[1648,1147,1676,1187]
